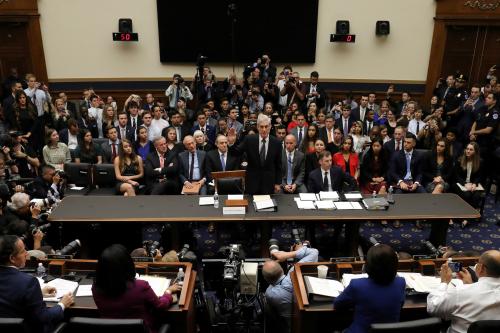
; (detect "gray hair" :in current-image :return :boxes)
[8,192,30,210]
[193,130,204,139]
[153,136,165,146]
[257,114,271,126]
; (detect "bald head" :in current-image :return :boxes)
[480,250,500,278]
[284,134,297,152]
[262,260,284,284]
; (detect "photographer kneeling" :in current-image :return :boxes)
[30,164,64,202]
[262,242,318,333]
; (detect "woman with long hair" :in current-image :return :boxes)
[333,136,360,181]
[378,125,391,144]
[452,142,483,228]
[299,123,319,154]
[134,125,153,161]
[42,128,71,170]
[350,121,369,154]
[386,109,397,137]
[74,129,103,164]
[164,126,184,156]
[314,110,326,129]
[102,104,117,130]
[114,139,144,196]
[360,138,388,195]
[306,102,318,124]
[92,244,181,333]
[7,90,37,143]
[423,139,453,195]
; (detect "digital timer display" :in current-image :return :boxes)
[330,34,356,43]
[112,32,139,42]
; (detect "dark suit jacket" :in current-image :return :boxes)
[422,152,453,186]
[78,117,99,138]
[100,140,122,164]
[337,116,355,136]
[205,149,240,182]
[0,266,64,333]
[304,152,320,185]
[304,83,326,109]
[178,150,207,184]
[144,150,179,188]
[229,134,282,194]
[30,176,64,200]
[307,165,357,193]
[383,139,403,159]
[281,149,305,187]
[352,106,368,122]
[127,115,143,129]
[389,150,424,185]
[58,128,81,148]
[66,101,78,119]
[191,124,216,144]
[115,125,135,142]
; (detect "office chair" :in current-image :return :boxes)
[370,317,442,333]
[211,170,246,195]
[467,320,500,333]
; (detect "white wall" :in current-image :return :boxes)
[38,0,435,82]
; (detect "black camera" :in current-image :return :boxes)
[57,239,81,256]
[30,222,51,235]
[220,244,242,282]
[292,228,310,248]
[287,76,295,83]
[197,55,208,68]
[268,239,279,255]
[56,170,67,179]
[143,240,162,257]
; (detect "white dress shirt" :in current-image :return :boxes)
[408,119,426,136]
[88,107,103,137]
[427,277,500,333]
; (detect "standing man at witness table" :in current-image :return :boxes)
[334,244,406,333]
[0,235,74,333]
[427,250,500,333]
[92,244,181,333]
[228,114,282,194]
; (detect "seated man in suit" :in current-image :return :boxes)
[115,111,134,142]
[383,126,405,159]
[338,104,355,138]
[206,134,241,188]
[179,135,207,195]
[58,119,80,156]
[281,135,306,194]
[192,111,216,144]
[389,133,426,194]
[144,136,179,195]
[307,150,356,193]
[101,125,121,164]
[0,235,74,333]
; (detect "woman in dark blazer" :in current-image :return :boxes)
[164,126,185,156]
[334,244,406,333]
[423,138,453,194]
[92,244,181,333]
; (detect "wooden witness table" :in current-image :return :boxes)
[49,193,480,253]
[41,260,197,333]
[290,257,480,333]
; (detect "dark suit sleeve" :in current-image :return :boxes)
[25,276,64,326]
[178,153,188,184]
[205,152,216,183]
[295,155,306,187]
[307,170,318,193]
[274,141,283,185]
[413,153,424,184]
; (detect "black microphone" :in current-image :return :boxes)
[421,240,440,256]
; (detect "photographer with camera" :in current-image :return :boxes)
[9,131,40,178]
[257,54,277,83]
[280,71,306,110]
[427,250,500,333]
[30,165,64,202]
[165,74,193,110]
[262,240,318,333]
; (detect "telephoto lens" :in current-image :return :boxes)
[268,239,279,255]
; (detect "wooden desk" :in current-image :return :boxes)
[41,260,197,333]
[49,193,479,254]
[290,258,479,333]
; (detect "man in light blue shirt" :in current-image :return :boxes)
[263,244,319,333]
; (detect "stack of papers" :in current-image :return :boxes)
[253,195,271,202]
[253,195,276,212]
[304,276,345,301]
[334,201,363,210]
[199,197,215,206]
[315,201,336,210]
[319,191,340,201]
[344,192,363,201]
[75,285,93,297]
[295,199,317,210]
[137,275,172,297]
[299,193,318,201]
[43,278,79,302]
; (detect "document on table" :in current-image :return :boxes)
[304,276,345,298]
[69,185,85,190]
[199,196,215,206]
[314,200,336,210]
[334,202,354,210]
[299,193,318,201]
[137,275,172,297]
[350,202,363,210]
[253,195,271,202]
[344,192,363,200]
[45,278,79,299]
[75,284,93,297]
[228,194,244,200]
[319,191,339,201]
[296,200,317,210]
[255,199,275,210]
[341,273,368,287]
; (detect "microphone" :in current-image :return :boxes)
[421,240,440,256]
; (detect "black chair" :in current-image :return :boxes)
[370,317,442,333]
[88,163,116,195]
[211,170,246,195]
[58,317,171,333]
[0,318,27,332]
[467,320,500,333]
[64,162,92,195]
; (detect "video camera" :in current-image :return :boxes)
[220,244,243,283]
[143,240,162,258]
[292,228,310,248]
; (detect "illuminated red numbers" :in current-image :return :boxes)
[346,35,352,42]
[120,33,131,41]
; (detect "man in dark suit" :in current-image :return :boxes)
[389,133,426,194]
[58,119,81,156]
[127,101,142,141]
[307,151,358,256]
[290,113,308,147]
[2,81,23,119]
[383,126,405,159]
[352,95,369,123]
[337,105,355,138]
[228,114,282,195]
[178,135,208,195]
[0,235,73,333]
[116,111,134,142]
[58,92,78,119]
[318,115,338,153]
[304,71,326,110]
[206,134,240,181]
[281,135,306,194]
[100,126,121,164]
[362,109,376,136]
[192,112,216,145]
[144,137,179,195]
[30,165,64,201]
[163,111,190,143]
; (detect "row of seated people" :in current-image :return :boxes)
[2,233,499,333]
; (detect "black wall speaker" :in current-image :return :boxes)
[118,18,133,33]
[336,20,350,35]
[376,21,390,35]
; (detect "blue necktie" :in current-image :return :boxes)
[404,153,412,180]
[287,155,293,185]
[220,153,226,171]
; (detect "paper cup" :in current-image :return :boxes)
[317,265,328,279]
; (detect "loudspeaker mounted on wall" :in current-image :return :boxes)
[336,20,350,35]
[376,21,390,35]
[118,18,133,33]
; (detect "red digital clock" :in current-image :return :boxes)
[113,32,139,42]
[330,34,356,43]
